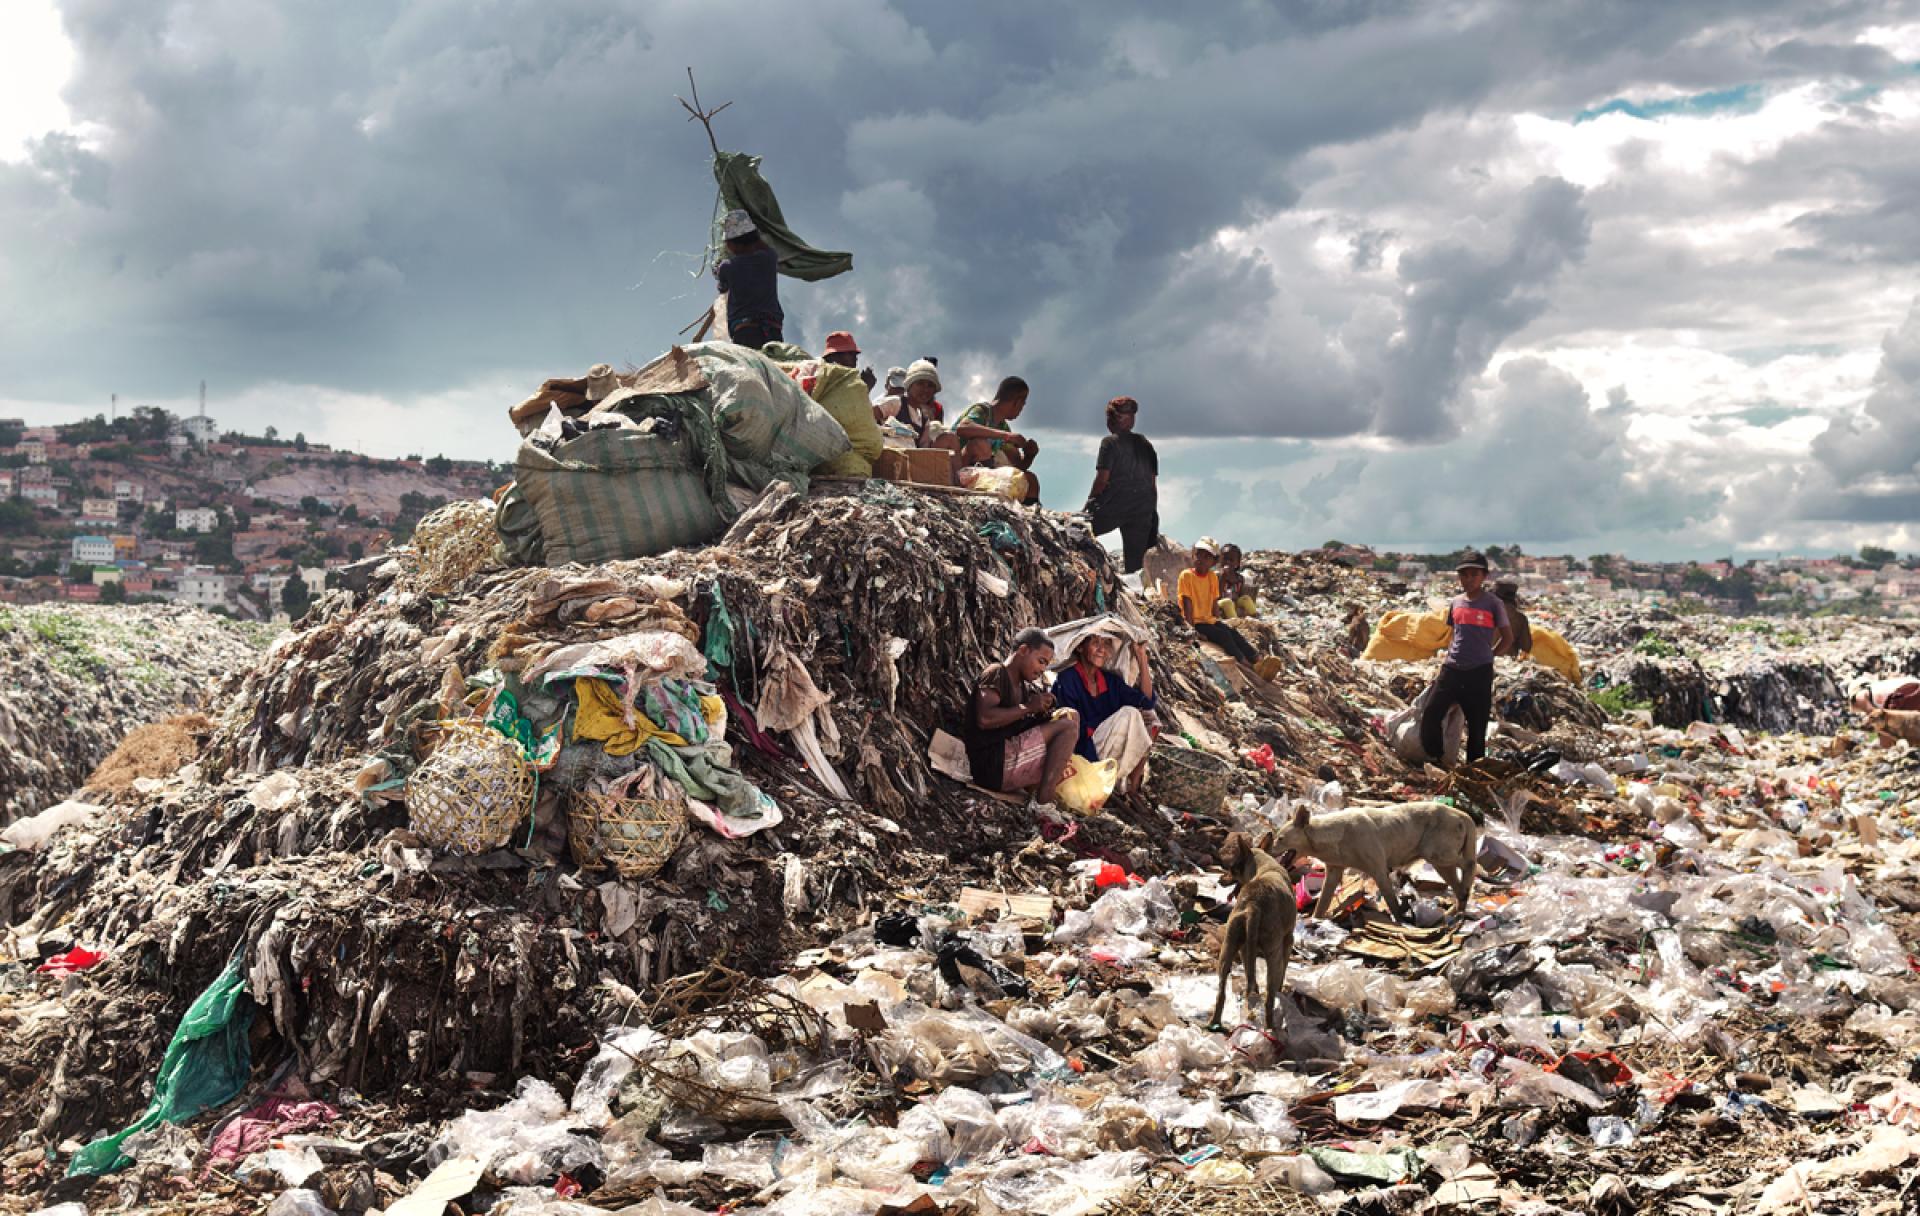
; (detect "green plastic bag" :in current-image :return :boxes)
[713,151,852,282]
[69,959,255,1176]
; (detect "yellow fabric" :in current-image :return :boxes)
[1525,626,1583,684]
[1179,569,1220,625]
[802,362,885,477]
[571,677,687,756]
[1362,609,1452,662]
[700,695,726,725]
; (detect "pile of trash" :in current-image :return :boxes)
[0,603,264,825]
[11,482,1920,1212]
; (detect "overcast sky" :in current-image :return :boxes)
[2,1,1918,559]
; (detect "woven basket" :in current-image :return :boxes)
[568,786,688,879]
[407,721,536,854]
[410,499,500,593]
[1143,743,1234,816]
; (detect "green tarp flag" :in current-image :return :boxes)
[68,959,255,1176]
[714,151,852,282]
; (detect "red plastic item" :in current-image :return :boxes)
[1244,744,1276,773]
[553,1175,582,1199]
[36,946,105,974]
[1094,862,1137,889]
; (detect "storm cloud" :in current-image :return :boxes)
[3,0,1919,556]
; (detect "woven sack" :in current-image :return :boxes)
[514,427,721,564]
[1143,742,1233,816]
[408,721,536,854]
[684,342,852,478]
[568,784,688,879]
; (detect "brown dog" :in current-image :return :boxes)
[1867,708,1920,747]
[1209,831,1297,1032]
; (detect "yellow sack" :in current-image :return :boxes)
[1362,610,1451,662]
[957,466,1030,500]
[765,353,884,477]
[1525,626,1583,684]
[1055,756,1119,814]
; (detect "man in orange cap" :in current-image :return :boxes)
[822,330,860,369]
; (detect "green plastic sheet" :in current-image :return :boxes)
[714,151,852,282]
[68,959,255,1176]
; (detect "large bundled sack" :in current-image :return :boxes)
[1363,610,1451,662]
[762,344,882,477]
[1525,626,1582,684]
[1388,681,1463,766]
[684,342,852,488]
[514,426,722,564]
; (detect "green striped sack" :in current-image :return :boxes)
[514,428,721,564]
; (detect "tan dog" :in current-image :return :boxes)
[1209,831,1297,1031]
[1274,801,1478,922]
[1866,708,1920,747]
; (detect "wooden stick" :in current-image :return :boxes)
[674,67,732,159]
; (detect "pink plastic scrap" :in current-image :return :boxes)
[206,1095,340,1169]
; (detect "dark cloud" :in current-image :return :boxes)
[1811,296,1920,481]
[2,0,1917,556]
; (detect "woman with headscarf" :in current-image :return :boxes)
[1084,396,1159,574]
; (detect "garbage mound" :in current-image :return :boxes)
[0,604,264,825]
[12,514,1920,1213]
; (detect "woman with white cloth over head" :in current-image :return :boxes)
[1049,631,1159,798]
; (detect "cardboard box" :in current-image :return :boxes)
[874,447,954,487]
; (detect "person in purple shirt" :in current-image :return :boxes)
[1051,632,1158,797]
[1420,550,1515,764]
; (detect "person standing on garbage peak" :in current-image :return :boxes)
[1052,632,1159,798]
[1084,396,1159,574]
[1494,579,1533,658]
[1215,543,1258,618]
[1420,550,1514,765]
[956,376,1043,503]
[1180,537,1261,666]
[715,209,783,349]
[965,627,1081,808]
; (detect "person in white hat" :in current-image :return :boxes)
[890,359,957,452]
[715,209,782,348]
[871,366,908,425]
[1179,536,1261,666]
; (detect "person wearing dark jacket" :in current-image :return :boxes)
[715,209,783,349]
[1084,396,1159,573]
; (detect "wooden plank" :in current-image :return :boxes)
[956,887,1055,922]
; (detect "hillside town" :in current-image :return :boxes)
[0,406,500,619]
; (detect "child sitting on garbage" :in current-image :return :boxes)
[955,376,1042,503]
[964,628,1080,807]
[1050,631,1159,798]
[1179,538,1261,667]
[1214,544,1258,618]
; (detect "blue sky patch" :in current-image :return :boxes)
[1575,83,1763,124]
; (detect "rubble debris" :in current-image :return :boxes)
[0,604,264,825]
[11,493,1920,1212]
